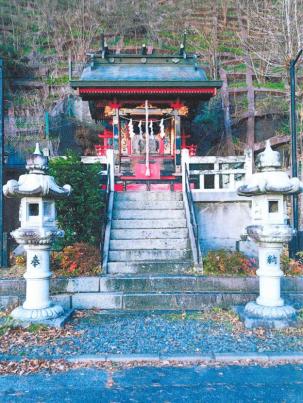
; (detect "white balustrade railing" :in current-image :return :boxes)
[182,149,253,192]
[81,149,115,191]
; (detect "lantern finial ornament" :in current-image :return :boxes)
[238,140,301,328]
[3,145,71,323]
[255,140,281,171]
[34,143,42,155]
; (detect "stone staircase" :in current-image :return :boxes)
[106,191,194,275]
[1,276,266,312]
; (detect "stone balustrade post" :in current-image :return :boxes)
[181,148,190,192]
[106,148,115,192]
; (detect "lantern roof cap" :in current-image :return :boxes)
[237,140,302,196]
[255,140,281,172]
[3,143,71,199]
[26,143,49,174]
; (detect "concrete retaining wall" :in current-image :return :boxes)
[194,195,257,256]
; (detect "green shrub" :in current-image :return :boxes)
[49,152,104,249]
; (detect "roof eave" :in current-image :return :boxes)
[70,80,223,89]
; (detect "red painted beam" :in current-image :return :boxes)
[79,87,217,95]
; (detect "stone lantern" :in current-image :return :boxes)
[237,140,301,328]
[3,144,71,322]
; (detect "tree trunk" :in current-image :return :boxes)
[246,62,255,150]
[236,0,255,155]
[219,68,235,155]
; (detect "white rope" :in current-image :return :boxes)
[120,115,173,123]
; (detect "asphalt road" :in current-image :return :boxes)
[1,364,303,402]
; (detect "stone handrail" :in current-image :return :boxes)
[184,150,253,192]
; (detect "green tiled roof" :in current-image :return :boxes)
[70,53,222,89]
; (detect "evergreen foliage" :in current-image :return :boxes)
[48,152,104,249]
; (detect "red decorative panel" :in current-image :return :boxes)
[150,184,171,191]
[108,102,121,109]
[171,101,185,109]
[173,183,182,192]
[135,162,160,179]
[126,184,148,191]
[114,184,124,192]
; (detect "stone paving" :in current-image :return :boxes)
[1,364,303,402]
[1,309,303,361]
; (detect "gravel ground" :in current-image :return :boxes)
[1,309,303,360]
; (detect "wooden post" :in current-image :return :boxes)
[113,108,120,175]
[145,100,150,176]
[174,111,181,173]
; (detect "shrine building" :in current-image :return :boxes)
[70,42,222,190]
[70,41,254,274]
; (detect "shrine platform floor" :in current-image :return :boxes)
[1,309,303,362]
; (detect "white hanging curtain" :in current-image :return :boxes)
[149,121,154,138]
[128,118,135,139]
[160,118,165,138]
[138,120,143,140]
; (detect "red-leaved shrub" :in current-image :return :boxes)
[54,242,101,276]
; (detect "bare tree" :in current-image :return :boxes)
[237,0,303,77]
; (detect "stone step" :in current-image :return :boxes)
[107,261,194,274]
[71,292,256,310]
[99,275,208,292]
[121,292,255,310]
[111,219,187,229]
[109,238,189,251]
[114,201,184,210]
[0,276,266,296]
[110,228,189,240]
[108,249,192,262]
[115,191,183,202]
[112,209,185,220]
[99,275,260,293]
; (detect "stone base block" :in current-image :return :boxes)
[243,301,297,329]
[11,303,64,322]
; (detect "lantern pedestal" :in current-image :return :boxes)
[243,241,296,328]
[11,245,64,322]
